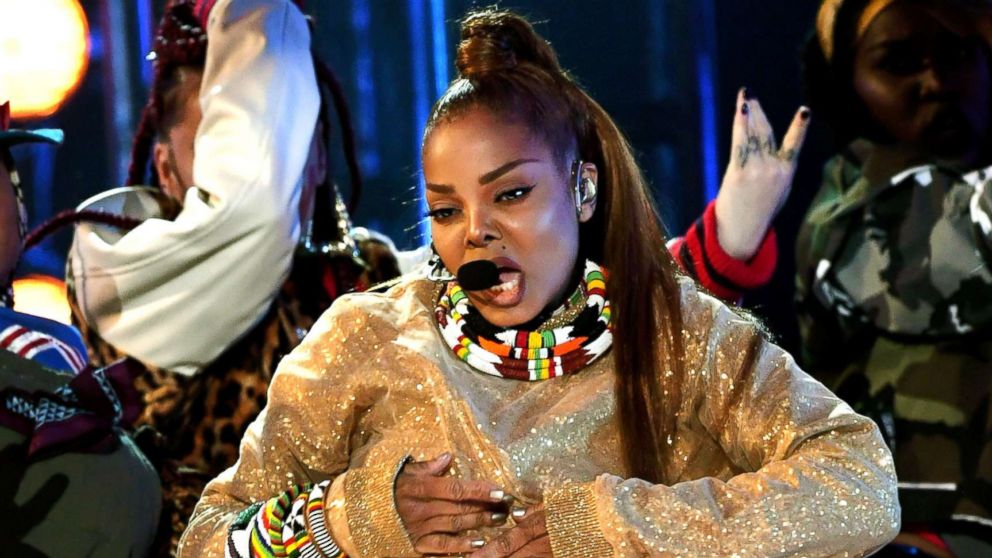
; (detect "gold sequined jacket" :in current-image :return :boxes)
[180,276,900,557]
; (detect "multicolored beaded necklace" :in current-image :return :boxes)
[435,260,613,381]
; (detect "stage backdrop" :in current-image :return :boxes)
[15,0,823,352]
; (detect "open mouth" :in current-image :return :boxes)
[475,259,525,307]
[489,269,521,293]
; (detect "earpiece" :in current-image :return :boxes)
[580,177,597,204]
[572,159,597,215]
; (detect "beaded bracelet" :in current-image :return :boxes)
[250,518,277,558]
[228,501,264,558]
[228,481,346,558]
[281,490,314,557]
[255,499,282,557]
[304,480,343,558]
[267,485,308,556]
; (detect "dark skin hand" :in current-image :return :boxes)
[396,453,512,555]
[469,505,552,558]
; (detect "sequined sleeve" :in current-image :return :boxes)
[545,283,900,557]
[177,296,415,558]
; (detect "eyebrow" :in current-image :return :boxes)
[425,158,541,194]
[479,158,540,185]
[425,182,455,194]
[864,36,915,53]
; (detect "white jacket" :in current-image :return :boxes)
[69,0,319,376]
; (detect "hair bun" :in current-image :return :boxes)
[456,8,561,79]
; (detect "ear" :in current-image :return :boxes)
[577,161,598,223]
[152,141,180,202]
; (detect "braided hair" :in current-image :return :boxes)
[22,0,380,311]
[127,0,205,188]
[128,0,391,313]
[128,0,363,217]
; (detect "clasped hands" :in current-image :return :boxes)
[395,453,552,557]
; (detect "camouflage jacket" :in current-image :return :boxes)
[796,139,992,524]
[0,351,161,556]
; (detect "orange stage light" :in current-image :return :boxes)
[0,0,90,119]
[13,274,72,325]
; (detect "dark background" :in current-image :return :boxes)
[14,0,827,352]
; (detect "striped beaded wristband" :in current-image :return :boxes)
[304,480,343,558]
[281,490,316,556]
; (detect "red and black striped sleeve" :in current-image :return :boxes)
[668,200,777,302]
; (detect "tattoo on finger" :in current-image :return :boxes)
[763,135,777,155]
[737,135,764,169]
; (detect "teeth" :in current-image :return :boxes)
[489,275,519,293]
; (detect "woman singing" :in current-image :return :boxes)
[181,7,899,557]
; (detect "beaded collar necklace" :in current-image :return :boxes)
[435,260,613,381]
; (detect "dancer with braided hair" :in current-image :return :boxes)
[64,0,398,551]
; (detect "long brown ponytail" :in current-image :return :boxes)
[426,7,686,483]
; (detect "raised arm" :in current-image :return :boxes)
[69,0,318,375]
[671,89,810,302]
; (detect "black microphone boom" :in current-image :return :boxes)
[457,260,501,291]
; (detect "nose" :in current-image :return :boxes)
[918,61,955,100]
[465,207,500,248]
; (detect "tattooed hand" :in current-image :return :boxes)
[714,88,810,260]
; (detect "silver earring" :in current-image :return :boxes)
[426,243,455,282]
[581,177,597,203]
[575,177,597,215]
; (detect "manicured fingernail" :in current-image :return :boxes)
[800,107,811,120]
[472,539,486,548]
[511,507,527,518]
[492,512,508,523]
[741,102,749,116]
[742,86,752,99]
[489,489,505,501]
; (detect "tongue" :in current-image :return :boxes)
[457,260,501,291]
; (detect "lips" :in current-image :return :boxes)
[927,109,967,134]
[922,107,975,157]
